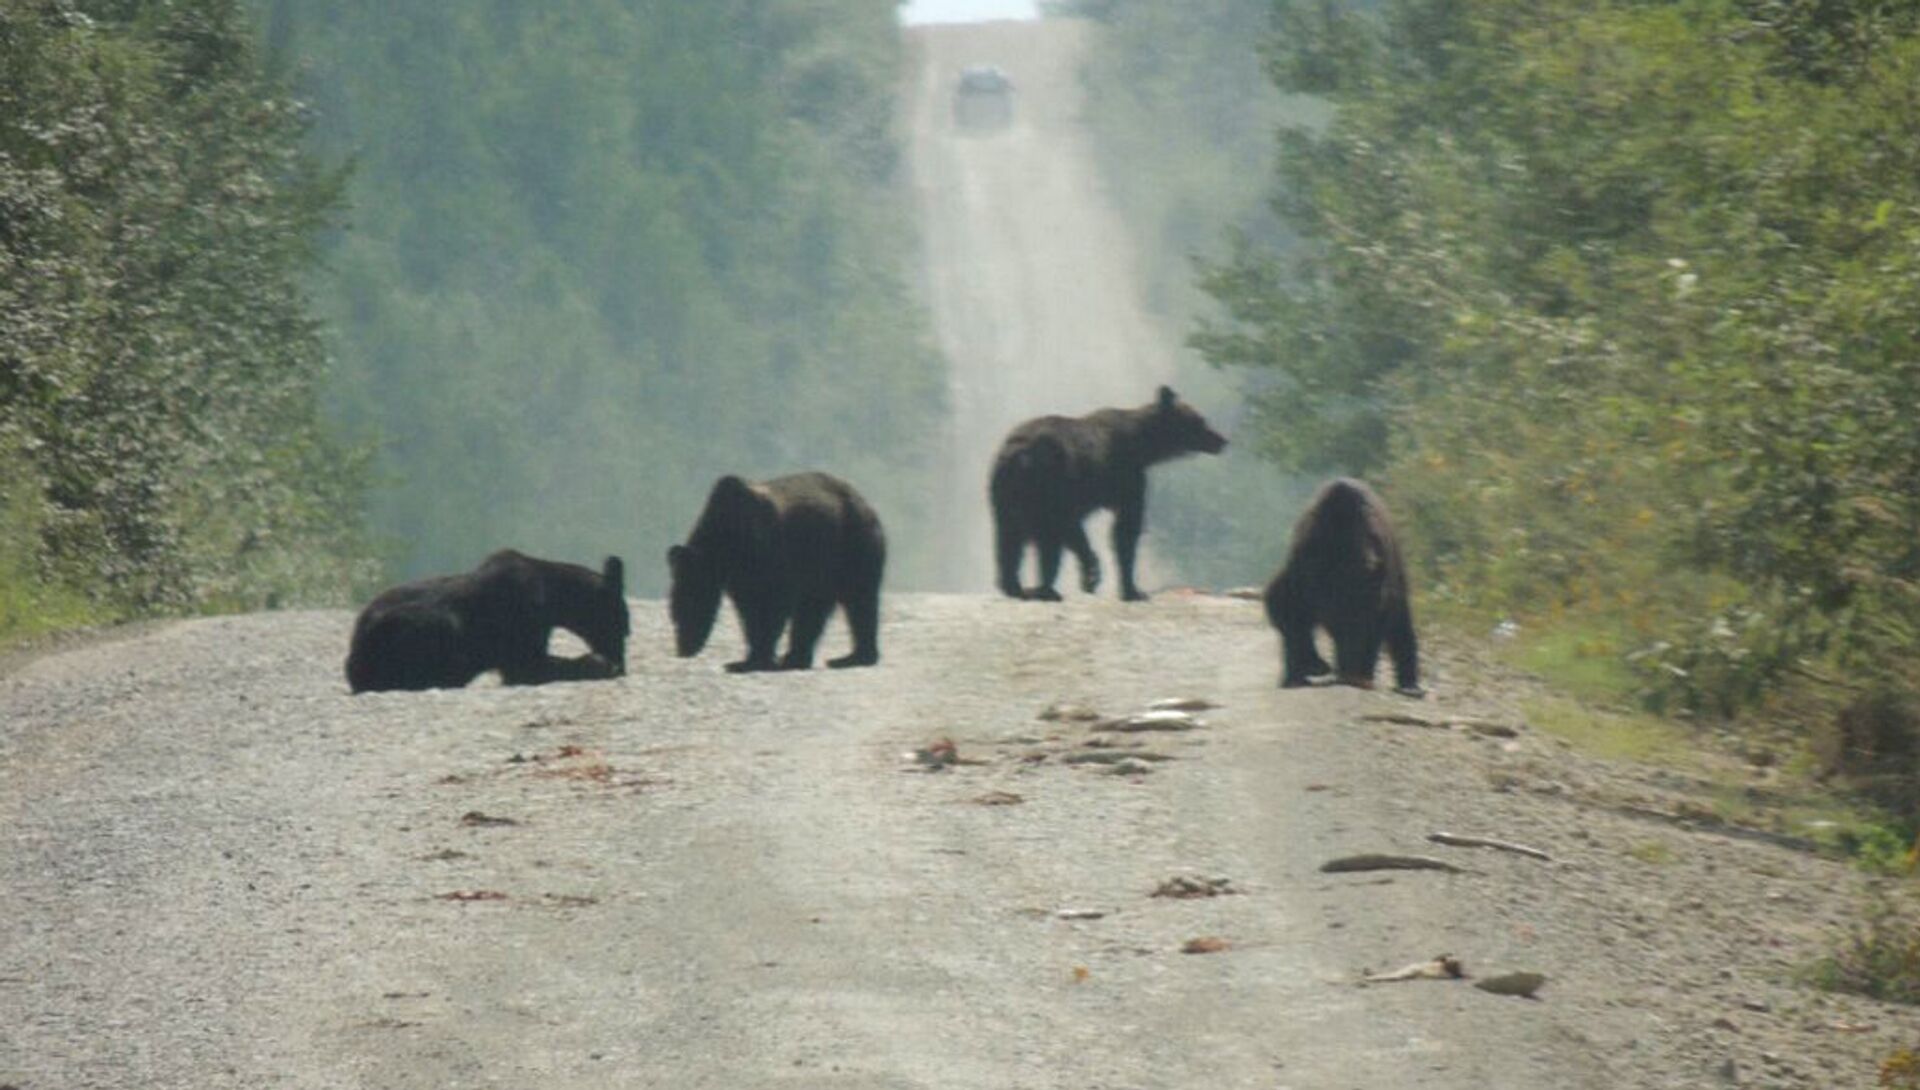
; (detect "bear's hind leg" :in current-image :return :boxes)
[995,517,1028,600]
[780,596,834,670]
[1028,532,1065,602]
[828,583,881,668]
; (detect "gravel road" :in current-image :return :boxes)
[904,20,1188,591]
[3,595,1904,1088]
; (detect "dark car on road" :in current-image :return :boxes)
[953,64,1014,131]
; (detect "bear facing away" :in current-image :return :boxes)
[1263,478,1422,696]
[667,471,885,672]
[990,385,1226,602]
[346,550,629,694]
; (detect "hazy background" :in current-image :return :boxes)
[266,0,1303,596]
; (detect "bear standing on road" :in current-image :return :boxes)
[989,385,1227,602]
[346,550,629,693]
[667,472,886,672]
[1263,478,1422,696]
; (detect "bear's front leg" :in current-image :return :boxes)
[1112,498,1148,602]
[727,597,787,673]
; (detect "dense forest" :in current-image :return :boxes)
[264,0,946,591]
[0,0,376,635]
[0,0,948,639]
[1197,0,1920,728]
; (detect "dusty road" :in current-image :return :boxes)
[1,596,1902,1088]
[904,21,1186,591]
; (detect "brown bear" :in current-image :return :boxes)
[345,550,628,693]
[667,472,885,672]
[1263,478,1422,696]
[989,385,1226,602]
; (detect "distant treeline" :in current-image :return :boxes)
[1183,0,1920,714]
[0,0,375,635]
[265,0,946,592]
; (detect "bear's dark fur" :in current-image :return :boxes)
[1263,478,1422,696]
[990,385,1226,602]
[668,471,885,672]
[345,550,629,693]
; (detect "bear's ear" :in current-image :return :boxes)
[711,474,754,503]
[667,544,692,573]
[603,555,625,593]
[1156,385,1178,411]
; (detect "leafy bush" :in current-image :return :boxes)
[0,0,376,628]
[1814,689,1920,819]
[1809,898,1920,1006]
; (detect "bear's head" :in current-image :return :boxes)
[1144,385,1227,460]
[666,543,723,657]
[577,555,630,674]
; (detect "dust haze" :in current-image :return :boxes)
[904,20,1195,592]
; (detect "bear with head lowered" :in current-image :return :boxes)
[668,471,885,672]
[1264,478,1422,697]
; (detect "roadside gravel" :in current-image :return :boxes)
[1,593,1907,1088]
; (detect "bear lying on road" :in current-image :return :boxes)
[1263,478,1422,696]
[668,472,885,672]
[345,550,629,693]
[990,385,1226,602]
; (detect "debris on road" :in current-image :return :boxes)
[1038,702,1102,722]
[1059,749,1173,765]
[435,889,508,901]
[459,811,520,827]
[1426,831,1553,861]
[906,737,985,771]
[1474,971,1547,998]
[1108,757,1156,776]
[1147,696,1219,712]
[1181,936,1232,954]
[1151,875,1236,899]
[1100,710,1204,732]
[1359,712,1522,738]
[1361,954,1466,984]
[1056,907,1107,920]
[1320,853,1465,874]
[970,790,1026,806]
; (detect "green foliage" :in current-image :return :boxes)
[264,0,945,590]
[1201,0,1920,714]
[0,0,377,630]
[1839,821,1916,875]
[1808,897,1920,1006]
